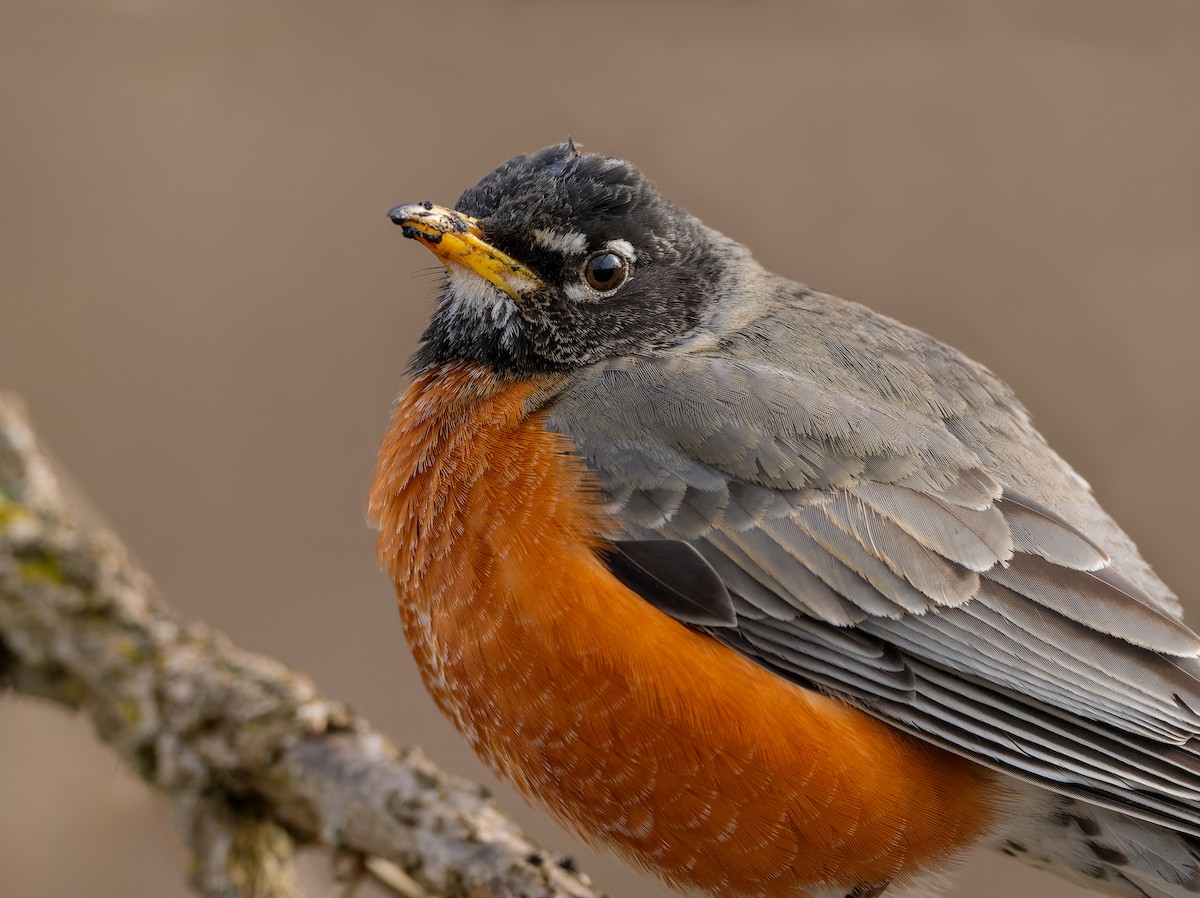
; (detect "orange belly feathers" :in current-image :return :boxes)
[369,364,1006,898]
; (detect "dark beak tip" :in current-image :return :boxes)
[387,201,438,225]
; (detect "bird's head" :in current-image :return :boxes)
[390,142,752,375]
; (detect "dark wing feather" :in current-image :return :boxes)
[545,351,1200,834]
[603,539,736,627]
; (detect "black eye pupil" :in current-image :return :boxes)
[590,256,619,283]
[584,252,628,291]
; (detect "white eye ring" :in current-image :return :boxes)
[582,250,631,293]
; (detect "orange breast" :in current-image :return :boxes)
[369,364,1006,898]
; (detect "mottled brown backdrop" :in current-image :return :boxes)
[2,2,1199,896]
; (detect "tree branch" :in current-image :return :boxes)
[0,392,606,898]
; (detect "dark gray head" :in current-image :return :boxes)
[391,142,748,376]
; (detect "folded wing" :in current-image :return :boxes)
[547,354,1200,835]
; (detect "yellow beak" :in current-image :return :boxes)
[388,203,542,299]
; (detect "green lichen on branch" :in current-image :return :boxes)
[0,393,606,898]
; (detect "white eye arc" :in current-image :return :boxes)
[604,239,637,263]
[531,228,588,255]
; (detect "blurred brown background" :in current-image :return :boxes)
[2,1,1199,896]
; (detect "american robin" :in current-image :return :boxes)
[369,142,1200,898]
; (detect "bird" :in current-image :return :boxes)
[369,141,1200,898]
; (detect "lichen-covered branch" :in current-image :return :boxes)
[0,393,606,898]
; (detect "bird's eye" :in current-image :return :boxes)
[582,251,630,293]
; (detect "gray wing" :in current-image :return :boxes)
[544,347,1200,835]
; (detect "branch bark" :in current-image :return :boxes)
[0,392,606,898]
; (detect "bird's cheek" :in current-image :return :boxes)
[561,282,594,304]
